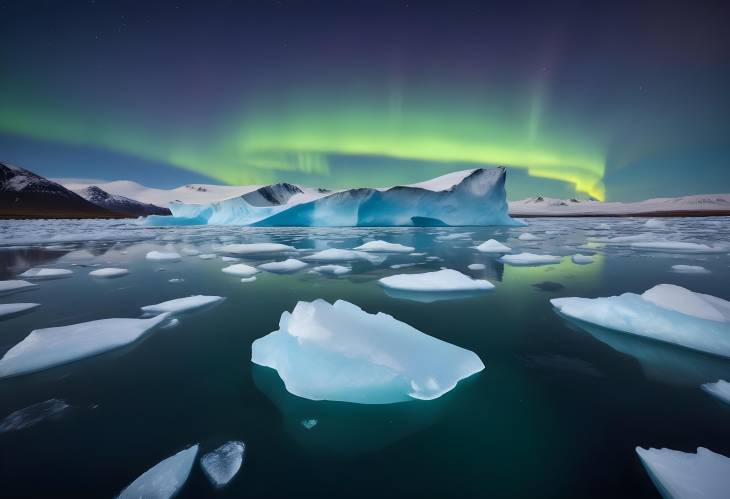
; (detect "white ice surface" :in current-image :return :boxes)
[146,251,182,262]
[500,253,563,266]
[118,445,199,499]
[311,265,351,275]
[19,268,73,279]
[571,254,594,264]
[474,239,511,253]
[0,280,37,295]
[671,265,710,274]
[379,269,494,292]
[89,268,129,278]
[303,248,385,264]
[353,241,415,253]
[200,441,245,489]
[257,259,308,273]
[701,380,730,405]
[219,243,296,255]
[221,263,260,277]
[141,295,225,314]
[0,303,40,318]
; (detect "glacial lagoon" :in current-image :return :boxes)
[1,217,729,498]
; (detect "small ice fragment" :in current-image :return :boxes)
[222,263,260,277]
[258,259,308,273]
[378,269,494,293]
[474,239,511,253]
[500,253,562,266]
[303,248,385,264]
[118,445,199,499]
[571,254,594,264]
[221,256,240,262]
[181,248,201,256]
[19,268,73,279]
[671,264,710,274]
[353,241,415,253]
[301,419,318,430]
[467,263,486,270]
[0,280,38,295]
[435,232,473,241]
[0,399,70,433]
[168,278,184,283]
[311,265,351,275]
[0,303,40,319]
[644,219,667,229]
[219,243,296,255]
[198,253,217,260]
[518,233,541,241]
[200,441,245,489]
[89,267,129,278]
[146,251,182,262]
[141,295,225,315]
[630,241,722,253]
[240,276,257,283]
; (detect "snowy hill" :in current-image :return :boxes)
[0,162,120,219]
[76,185,171,217]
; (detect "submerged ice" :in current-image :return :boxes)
[251,299,485,404]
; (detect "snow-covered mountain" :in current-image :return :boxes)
[1,162,120,219]
[509,194,730,216]
[76,185,171,217]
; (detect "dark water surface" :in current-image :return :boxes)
[0,218,728,498]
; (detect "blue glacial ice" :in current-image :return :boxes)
[144,168,522,227]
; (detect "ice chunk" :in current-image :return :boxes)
[251,299,485,403]
[0,280,38,295]
[551,285,730,358]
[222,263,260,277]
[181,248,201,256]
[0,303,40,319]
[644,218,667,229]
[701,380,730,405]
[467,263,486,270]
[635,447,730,499]
[0,399,70,433]
[200,441,245,489]
[19,268,73,279]
[435,232,473,241]
[353,240,415,253]
[302,248,385,264]
[221,256,240,262]
[500,253,563,266]
[118,445,199,499]
[89,267,129,278]
[631,241,723,253]
[301,419,318,430]
[258,259,308,273]
[672,265,710,274]
[0,314,170,378]
[219,243,296,255]
[474,239,511,253]
[311,264,351,275]
[168,278,184,283]
[379,269,494,292]
[518,233,541,241]
[141,295,225,315]
[198,253,217,260]
[240,276,257,283]
[146,251,182,262]
[571,254,594,264]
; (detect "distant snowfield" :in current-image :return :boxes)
[508,194,730,216]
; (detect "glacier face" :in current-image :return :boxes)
[145,167,522,227]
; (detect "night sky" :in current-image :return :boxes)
[1,0,728,200]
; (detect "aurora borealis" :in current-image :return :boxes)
[1,0,728,200]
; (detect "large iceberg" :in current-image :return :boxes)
[118,445,199,499]
[636,447,730,499]
[145,168,521,227]
[251,299,485,403]
[551,284,730,358]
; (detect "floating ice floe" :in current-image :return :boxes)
[0,313,170,378]
[301,419,318,430]
[474,239,511,253]
[601,232,656,244]
[118,445,199,499]
[353,240,415,253]
[198,253,217,260]
[631,241,723,253]
[0,303,40,319]
[302,248,385,264]
[518,233,541,241]
[89,267,129,278]
[551,284,730,358]
[571,254,594,264]
[19,268,73,279]
[379,269,493,293]
[219,243,296,255]
[500,253,563,266]
[251,299,485,403]
[146,251,182,262]
[0,280,37,295]
[672,264,710,274]
[200,441,245,489]
[435,232,473,241]
[636,446,730,499]
[142,295,225,315]
[168,278,184,283]
[389,263,423,269]
[181,248,201,256]
[222,263,260,278]
[240,276,257,283]
[258,259,308,273]
[311,265,351,275]
[467,264,486,270]
[221,256,240,262]
[644,218,667,229]
[0,399,70,433]
[701,380,730,405]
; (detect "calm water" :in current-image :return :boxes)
[1,218,729,498]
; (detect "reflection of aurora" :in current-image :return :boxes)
[0,89,606,199]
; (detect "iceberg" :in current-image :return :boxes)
[353,240,415,253]
[218,243,296,255]
[258,258,308,273]
[0,280,37,295]
[671,264,710,274]
[551,284,730,358]
[0,303,40,319]
[500,253,563,266]
[701,379,730,405]
[89,267,129,278]
[251,299,485,403]
[302,248,384,264]
[118,445,199,499]
[145,168,521,227]
[379,269,494,293]
[200,441,245,489]
[571,254,594,264]
[19,268,73,279]
[474,239,511,253]
[311,264,351,275]
[636,447,730,499]
[222,263,259,277]
[0,399,70,433]
[146,251,182,262]
[0,313,170,378]
[141,295,225,314]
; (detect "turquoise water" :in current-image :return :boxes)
[0,218,729,498]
